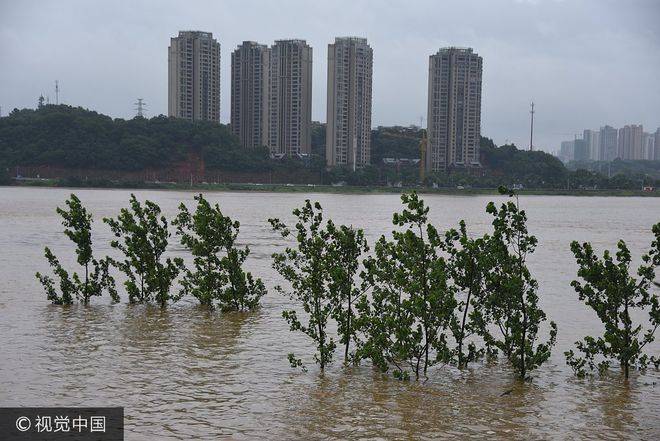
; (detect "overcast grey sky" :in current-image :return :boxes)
[1,0,658,152]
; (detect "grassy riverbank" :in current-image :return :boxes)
[7,178,659,197]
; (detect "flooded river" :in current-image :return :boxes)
[1,187,658,439]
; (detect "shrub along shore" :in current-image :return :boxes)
[36,188,660,381]
[9,178,660,197]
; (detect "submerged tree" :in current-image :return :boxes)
[104,194,183,307]
[565,223,660,379]
[443,220,492,368]
[357,192,456,380]
[483,187,557,380]
[270,201,334,371]
[36,194,118,305]
[326,220,369,362]
[270,200,367,371]
[174,194,265,311]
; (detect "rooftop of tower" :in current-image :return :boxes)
[238,41,268,48]
[274,39,308,44]
[334,36,368,44]
[177,30,215,39]
[439,47,473,53]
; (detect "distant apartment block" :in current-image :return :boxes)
[326,37,373,169]
[564,124,657,162]
[426,47,483,173]
[655,128,660,160]
[560,140,574,163]
[599,125,618,161]
[231,41,270,149]
[573,139,589,162]
[268,39,313,157]
[168,31,221,122]
[618,124,644,160]
[583,129,600,161]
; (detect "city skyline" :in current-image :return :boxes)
[558,123,659,163]
[1,0,659,152]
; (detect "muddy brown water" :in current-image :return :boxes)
[1,187,658,440]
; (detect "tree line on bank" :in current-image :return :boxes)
[37,189,660,381]
[327,135,660,190]
[2,105,658,190]
[0,105,270,172]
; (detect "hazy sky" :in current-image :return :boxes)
[1,0,659,152]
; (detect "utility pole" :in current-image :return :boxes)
[55,80,59,105]
[134,98,146,118]
[529,101,535,151]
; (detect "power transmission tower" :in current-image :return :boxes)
[134,98,146,118]
[529,101,535,151]
[55,80,59,105]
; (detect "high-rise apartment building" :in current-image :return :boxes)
[560,140,575,163]
[655,128,660,160]
[618,124,644,160]
[599,125,618,161]
[267,39,313,157]
[642,132,656,160]
[168,31,221,122]
[326,37,373,169]
[426,47,483,173]
[583,129,600,161]
[573,139,589,162]
[231,41,270,149]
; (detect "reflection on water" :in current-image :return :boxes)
[0,187,659,439]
